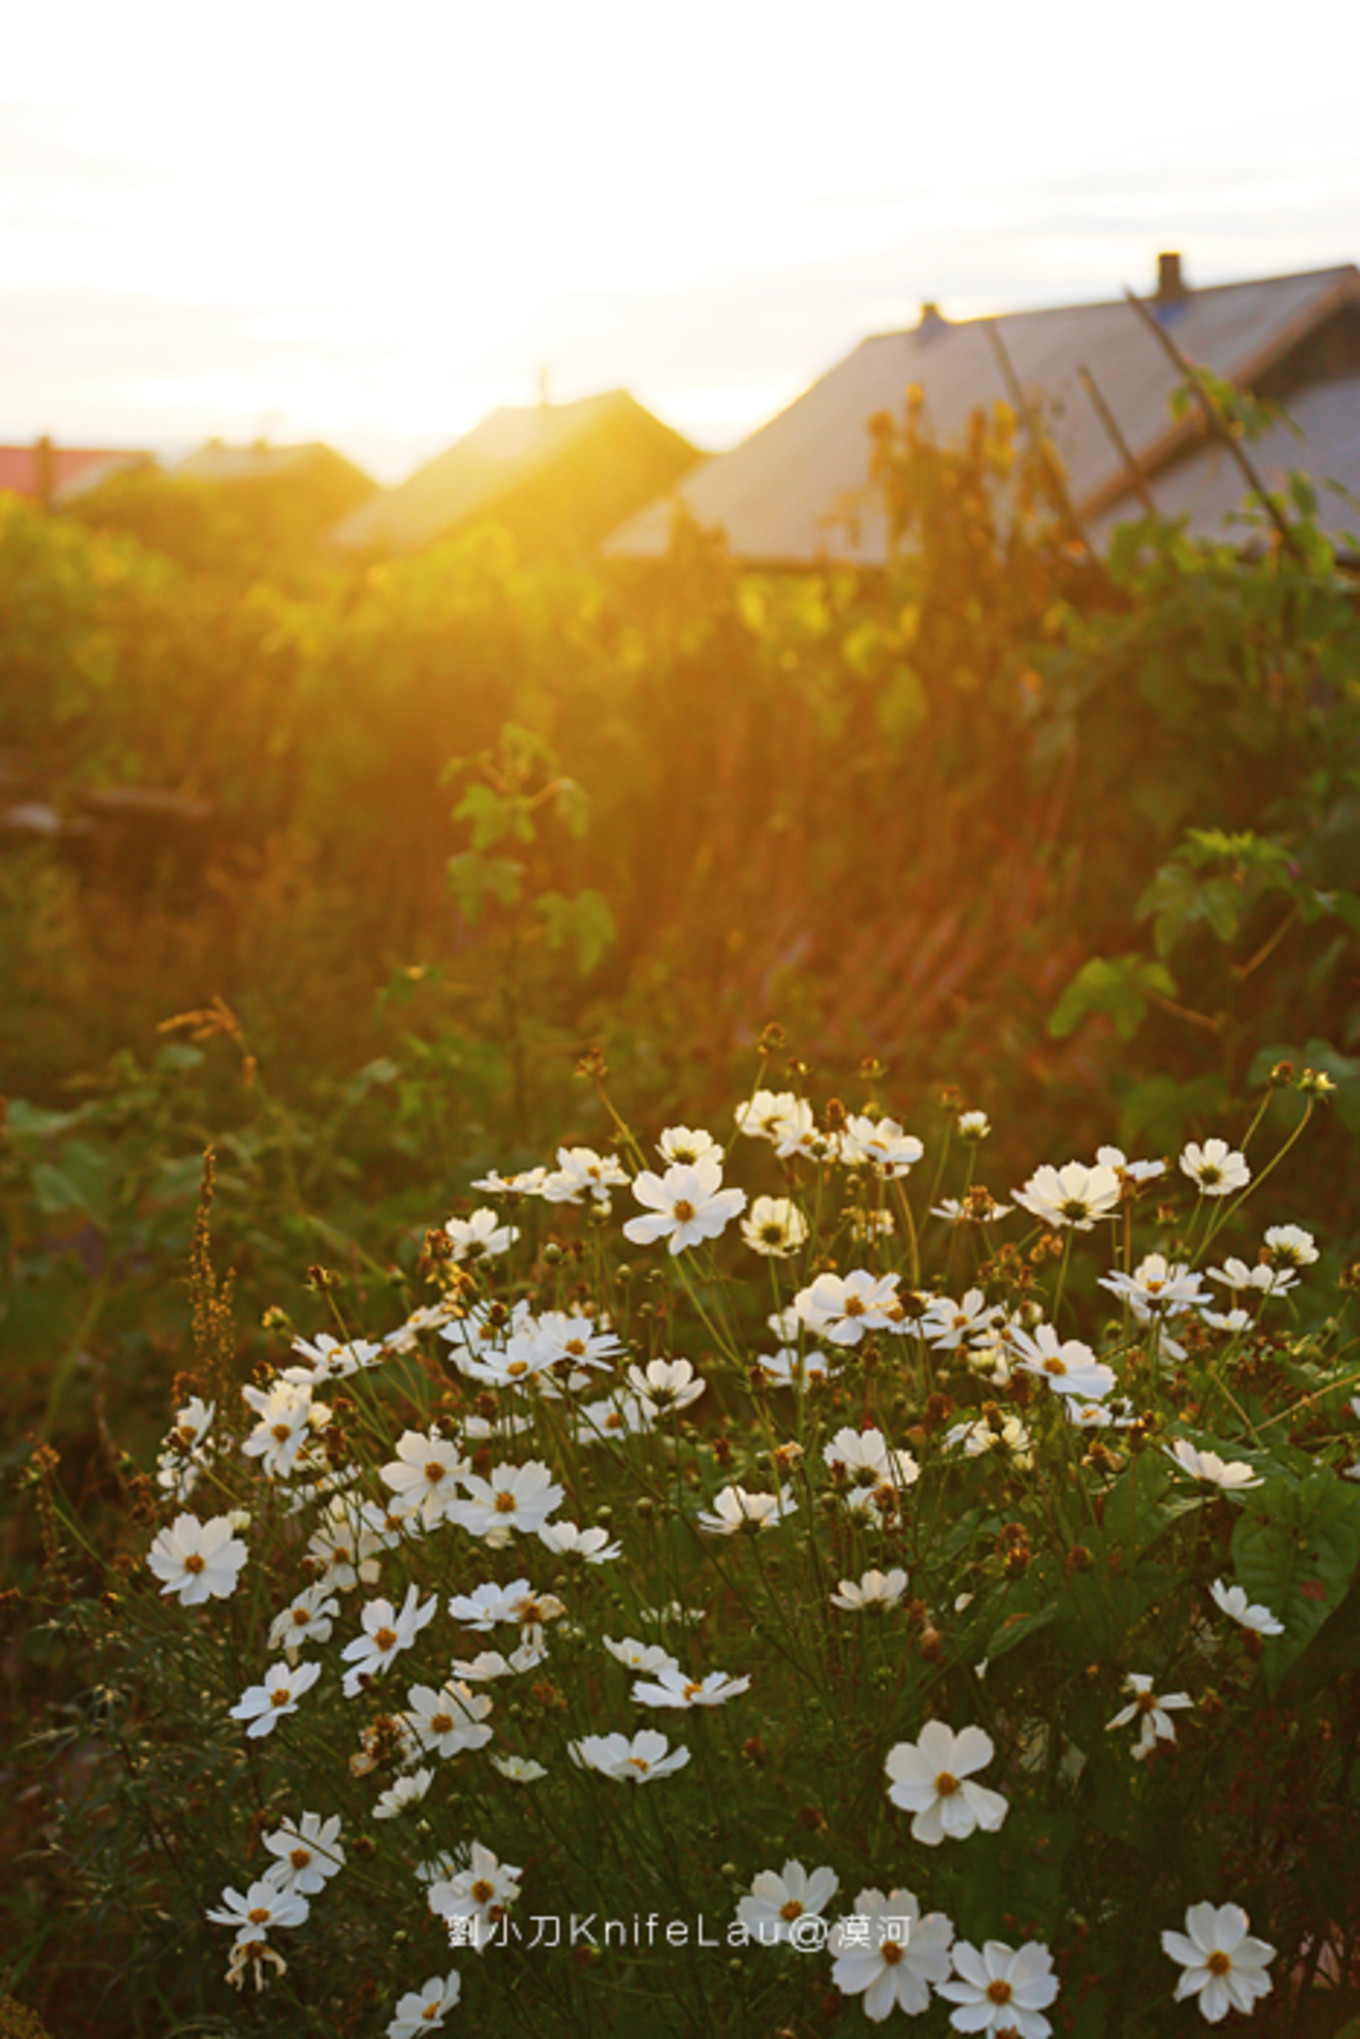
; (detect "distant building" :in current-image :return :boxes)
[175,439,376,536]
[0,438,157,509]
[606,259,1360,565]
[332,391,701,560]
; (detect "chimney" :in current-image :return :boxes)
[1156,252,1187,304]
[34,433,55,511]
[917,302,949,343]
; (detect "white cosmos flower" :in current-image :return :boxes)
[630,1666,751,1708]
[1097,1144,1165,1186]
[373,1767,433,1820]
[306,1493,394,1590]
[386,1973,461,2039]
[451,1460,564,1540]
[1012,1160,1121,1231]
[1208,1580,1285,1636]
[570,1729,691,1782]
[944,1414,1033,1467]
[1010,1325,1116,1400]
[841,1115,925,1178]
[241,1380,326,1480]
[884,1722,1009,1845]
[540,1146,628,1205]
[623,1154,747,1254]
[959,1111,991,1139]
[1099,1254,1206,1315]
[1161,1902,1276,2023]
[758,1345,838,1387]
[537,1519,621,1562]
[1207,1257,1297,1298]
[657,1125,720,1165]
[794,1269,905,1345]
[427,1840,522,1937]
[447,1577,537,1631]
[469,1164,549,1197]
[340,1583,438,1696]
[1165,1439,1263,1490]
[451,1642,545,1681]
[1180,1138,1250,1197]
[734,1089,815,1150]
[830,1887,954,2020]
[268,1584,341,1657]
[490,1753,547,1782]
[444,1207,517,1262]
[603,1635,680,1674]
[404,1679,494,1758]
[575,1392,655,1445]
[938,1939,1059,2037]
[229,1660,322,1738]
[1263,1224,1317,1267]
[736,1859,839,1944]
[932,1193,1013,1224]
[286,1332,384,1383]
[1106,1673,1193,1759]
[530,1311,624,1372]
[261,1812,345,1896]
[380,1430,469,1527]
[206,1877,309,1944]
[921,1290,1000,1350]
[146,1513,247,1606]
[830,1567,909,1613]
[695,1483,798,1535]
[823,1426,919,1491]
[849,1205,897,1239]
[626,1357,706,1416]
[740,1194,809,1258]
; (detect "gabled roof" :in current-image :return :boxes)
[332,390,700,556]
[605,266,1360,565]
[175,440,373,488]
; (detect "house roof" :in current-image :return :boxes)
[0,443,153,502]
[605,265,1360,566]
[332,390,698,555]
[1089,374,1360,551]
[175,440,371,486]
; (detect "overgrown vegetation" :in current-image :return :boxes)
[2,385,1359,2034]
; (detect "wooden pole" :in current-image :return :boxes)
[1121,287,1304,565]
[983,319,1089,552]
[1077,363,1158,518]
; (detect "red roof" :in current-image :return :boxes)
[0,444,145,499]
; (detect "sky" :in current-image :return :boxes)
[5,0,1360,481]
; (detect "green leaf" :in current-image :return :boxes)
[31,1139,114,1225]
[453,783,534,851]
[1232,1473,1360,1695]
[1047,954,1178,1043]
[446,851,525,923]
[535,888,617,976]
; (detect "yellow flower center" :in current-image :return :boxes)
[269,1688,292,1707]
[247,1906,271,1924]
[987,1979,1014,2004]
[935,1772,961,1796]
[289,1847,311,1870]
[507,1361,529,1377]
[844,1295,866,1316]
[470,1880,495,1904]
[374,1627,398,1651]
[494,1491,518,1513]
[291,1608,310,1626]
[881,1941,904,1966]
[425,1462,447,1483]
[1043,1357,1067,1375]
[780,1900,805,1921]
[271,1422,293,1441]
[184,1554,206,1574]
[673,1200,696,1223]
[430,1714,454,1735]
[1207,1951,1232,1976]
[627,1757,650,1773]
[1135,1691,1157,1714]
[684,1682,704,1702]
